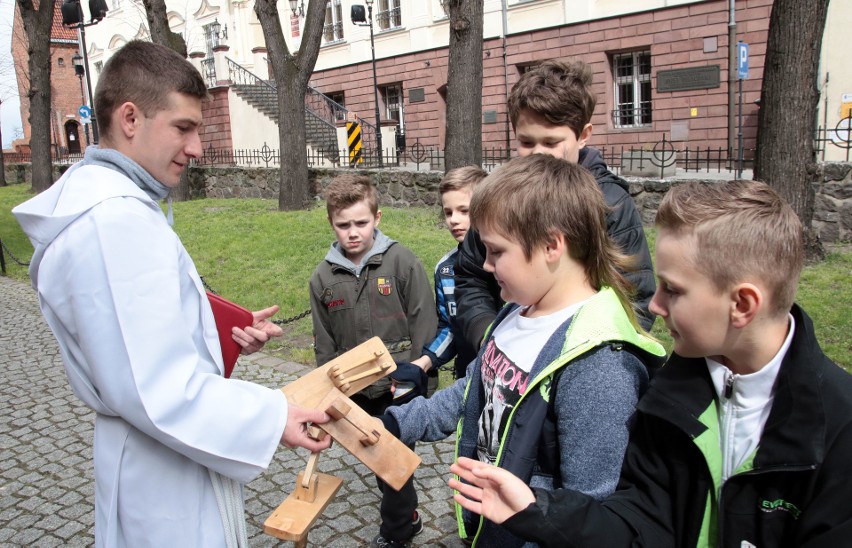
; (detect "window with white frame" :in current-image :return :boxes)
[438,0,449,17]
[381,83,403,129]
[323,0,344,43]
[612,51,652,128]
[376,0,401,30]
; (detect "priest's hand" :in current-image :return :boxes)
[233,305,284,355]
[281,404,332,452]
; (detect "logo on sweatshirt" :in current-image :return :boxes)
[758,498,801,519]
[377,277,393,296]
[322,288,345,310]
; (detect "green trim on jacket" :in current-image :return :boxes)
[453,287,666,543]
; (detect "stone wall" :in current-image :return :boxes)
[188,165,443,207]
[5,160,850,243]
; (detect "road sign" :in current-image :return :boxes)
[737,42,749,80]
[78,105,91,118]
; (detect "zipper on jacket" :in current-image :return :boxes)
[724,372,734,398]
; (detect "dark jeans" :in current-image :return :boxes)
[351,391,419,542]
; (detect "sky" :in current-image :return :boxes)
[1,0,22,149]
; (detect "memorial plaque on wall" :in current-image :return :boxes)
[657,65,721,92]
[409,88,425,103]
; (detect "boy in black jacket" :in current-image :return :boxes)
[454,60,656,363]
[450,180,852,547]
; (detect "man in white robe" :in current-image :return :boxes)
[13,41,330,547]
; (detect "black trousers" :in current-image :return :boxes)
[350,391,419,542]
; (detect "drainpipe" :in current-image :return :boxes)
[727,0,736,153]
[501,0,511,154]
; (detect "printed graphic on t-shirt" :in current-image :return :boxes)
[476,337,530,463]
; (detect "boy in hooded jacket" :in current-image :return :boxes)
[380,154,666,547]
[453,60,656,364]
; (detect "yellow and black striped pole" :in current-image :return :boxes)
[347,118,362,167]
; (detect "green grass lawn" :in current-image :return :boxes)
[2,183,850,371]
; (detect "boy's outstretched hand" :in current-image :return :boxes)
[281,403,332,452]
[449,457,536,524]
[233,305,285,355]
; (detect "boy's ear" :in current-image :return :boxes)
[544,231,566,263]
[374,209,382,226]
[578,123,593,149]
[729,283,762,328]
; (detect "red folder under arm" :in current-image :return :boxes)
[206,291,254,378]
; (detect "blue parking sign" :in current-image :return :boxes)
[737,42,749,80]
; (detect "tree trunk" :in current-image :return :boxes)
[141,0,191,201]
[0,102,6,187]
[753,0,830,261]
[254,0,326,211]
[16,0,55,193]
[141,0,187,57]
[444,0,484,172]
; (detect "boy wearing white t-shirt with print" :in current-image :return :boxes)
[376,154,665,547]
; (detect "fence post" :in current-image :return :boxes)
[0,239,6,276]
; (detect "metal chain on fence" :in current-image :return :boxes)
[0,238,31,267]
[201,276,311,326]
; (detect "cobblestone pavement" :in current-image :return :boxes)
[0,276,465,547]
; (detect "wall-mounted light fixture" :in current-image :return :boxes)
[289,0,304,17]
[210,18,228,41]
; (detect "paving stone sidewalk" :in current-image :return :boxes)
[0,276,465,547]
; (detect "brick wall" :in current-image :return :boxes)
[200,86,234,151]
[308,0,769,155]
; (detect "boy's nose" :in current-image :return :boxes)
[648,290,666,317]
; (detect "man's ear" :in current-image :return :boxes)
[730,283,762,328]
[578,123,593,149]
[114,101,142,140]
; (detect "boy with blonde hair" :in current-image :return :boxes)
[411,166,488,380]
[308,174,436,547]
[380,155,665,546]
[453,60,656,364]
[451,180,852,546]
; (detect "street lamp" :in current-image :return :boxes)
[288,0,304,17]
[209,18,228,41]
[71,53,91,146]
[61,0,108,144]
[351,0,384,167]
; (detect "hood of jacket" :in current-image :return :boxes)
[324,229,397,276]
[580,147,629,193]
[12,163,160,286]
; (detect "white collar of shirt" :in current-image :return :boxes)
[706,313,796,405]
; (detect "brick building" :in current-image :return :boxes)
[13,0,851,164]
[12,0,91,155]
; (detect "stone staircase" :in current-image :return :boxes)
[227,58,380,165]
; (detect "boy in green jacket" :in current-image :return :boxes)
[450,180,852,547]
[308,173,436,546]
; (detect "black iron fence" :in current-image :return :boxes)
[815,114,852,162]
[0,135,774,177]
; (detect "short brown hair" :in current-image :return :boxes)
[324,174,379,216]
[439,166,487,195]
[95,40,207,141]
[508,59,597,139]
[655,180,803,316]
[470,155,638,322]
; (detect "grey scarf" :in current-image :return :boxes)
[82,145,174,224]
